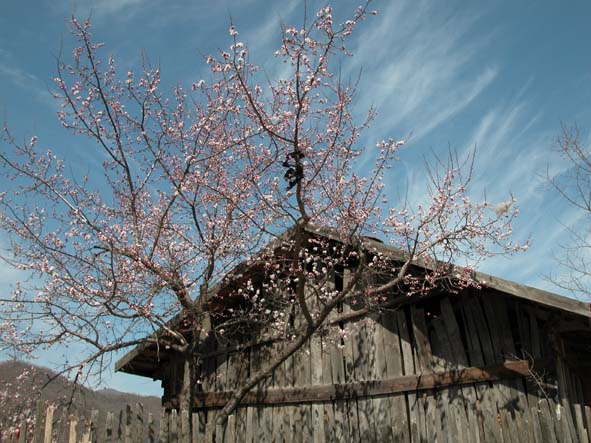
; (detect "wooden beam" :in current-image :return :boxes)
[171,359,540,409]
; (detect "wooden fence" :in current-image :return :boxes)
[0,401,209,443]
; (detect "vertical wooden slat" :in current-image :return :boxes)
[292,336,312,443]
[352,317,373,442]
[245,347,257,443]
[462,295,503,443]
[431,315,454,443]
[43,405,54,443]
[135,404,144,443]
[68,415,78,443]
[80,415,90,443]
[180,409,190,443]
[440,297,480,442]
[556,357,580,443]
[310,329,325,443]
[205,409,217,443]
[192,412,200,443]
[410,306,431,441]
[147,412,155,443]
[34,399,44,443]
[382,309,409,442]
[270,339,285,443]
[539,398,559,443]
[124,405,133,443]
[89,409,99,443]
[372,314,394,441]
[226,414,236,443]
[342,320,360,442]
[105,411,114,443]
[169,408,178,443]
[159,409,168,443]
[397,308,419,442]
[529,405,545,443]
[327,326,348,442]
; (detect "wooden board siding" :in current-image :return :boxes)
[159,289,591,443]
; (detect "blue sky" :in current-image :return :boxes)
[1,0,590,396]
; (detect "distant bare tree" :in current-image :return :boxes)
[547,124,591,299]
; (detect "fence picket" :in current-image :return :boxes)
[68,415,77,443]
[43,406,54,443]
[33,400,44,443]
[105,411,114,443]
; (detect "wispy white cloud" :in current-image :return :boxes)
[0,58,54,107]
[351,0,496,141]
[60,0,150,19]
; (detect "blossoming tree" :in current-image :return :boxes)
[0,2,524,425]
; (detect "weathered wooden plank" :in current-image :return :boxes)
[135,404,144,443]
[556,358,580,443]
[325,325,348,441]
[529,405,546,443]
[373,314,394,441]
[105,411,114,443]
[123,405,133,443]
[461,298,485,367]
[192,360,538,410]
[68,415,78,443]
[411,306,433,372]
[147,412,155,443]
[398,308,419,442]
[462,295,505,443]
[293,337,312,443]
[572,370,588,443]
[320,332,336,443]
[500,409,514,443]
[539,398,559,443]
[469,297,497,365]
[441,297,481,442]
[43,405,54,443]
[440,298,468,368]
[382,309,409,442]
[431,315,453,443]
[342,321,360,442]
[33,400,44,443]
[169,409,178,443]
[192,412,200,443]
[310,330,325,443]
[225,414,236,443]
[205,409,216,443]
[515,303,532,359]
[180,409,190,443]
[359,316,377,440]
[257,351,272,443]
[159,409,168,443]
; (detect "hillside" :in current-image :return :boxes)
[0,360,162,433]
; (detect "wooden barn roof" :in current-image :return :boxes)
[115,225,591,379]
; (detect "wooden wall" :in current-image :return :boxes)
[164,288,590,443]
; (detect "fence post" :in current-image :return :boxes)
[124,405,132,443]
[68,415,78,443]
[159,409,168,443]
[43,405,54,443]
[90,409,99,443]
[105,411,114,443]
[181,410,190,443]
[135,403,144,443]
[169,409,178,443]
[147,413,155,443]
[33,400,44,443]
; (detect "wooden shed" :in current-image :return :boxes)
[116,230,591,442]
